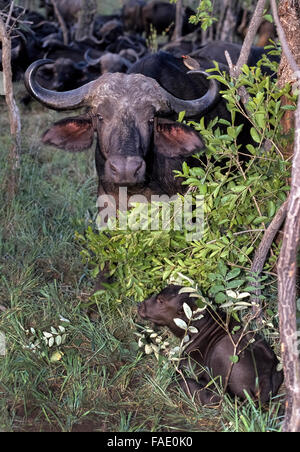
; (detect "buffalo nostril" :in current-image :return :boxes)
[134,161,143,177]
[109,163,118,175]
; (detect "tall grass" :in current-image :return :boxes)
[221,392,284,432]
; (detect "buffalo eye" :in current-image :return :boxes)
[156,296,164,304]
[96,113,103,121]
[149,118,155,125]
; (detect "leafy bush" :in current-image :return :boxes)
[76,54,295,310]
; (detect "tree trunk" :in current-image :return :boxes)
[277,0,300,159]
[216,0,240,42]
[277,98,300,432]
[172,0,184,41]
[269,0,300,432]
[24,0,35,9]
[75,0,97,41]
[0,15,21,203]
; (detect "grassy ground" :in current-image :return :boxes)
[0,84,284,432]
[0,87,219,433]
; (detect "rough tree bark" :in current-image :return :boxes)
[276,0,300,159]
[0,10,21,202]
[277,0,300,88]
[227,0,300,431]
[270,0,300,433]
[277,97,300,433]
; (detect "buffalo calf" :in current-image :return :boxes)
[138,285,283,406]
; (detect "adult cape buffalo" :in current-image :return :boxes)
[24,57,219,206]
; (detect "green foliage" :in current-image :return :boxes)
[77,228,187,301]
[78,52,294,311]
[189,0,218,31]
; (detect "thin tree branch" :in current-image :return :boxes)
[5,0,14,29]
[0,14,21,202]
[250,197,289,319]
[233,0,267,77]
[50,0,68,45]
[226,0,267,109]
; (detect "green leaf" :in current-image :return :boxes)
[188,326,199,334]
[263,14,273,23]
[179,287,197,294]
[218,119,231,126]
[91,266,100,278]
[178,110,186,122]
[229,355,239,363]
[281,104,296,111]
[246,144,257,155]
[183,302,193,320]
[250,127,261,143]
[173,318,188,330]
[209,285,225,295]
[226,279,244,289]
[218,262,228,277]
[220,300,234,308]
[267,201,276,218]
[226,268,241,280]
[50,351,64,363]
[242,64,249,75]
[215,292,226,303]
[255,111,266,129]
[252,216,268,225]
[231,185,246,193]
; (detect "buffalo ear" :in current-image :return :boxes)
[42,116,94,152]
[154,118,205,158]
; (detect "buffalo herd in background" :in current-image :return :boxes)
[0,0,277,95]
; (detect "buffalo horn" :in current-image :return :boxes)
[159,70,219,118]
[24,59,92,110]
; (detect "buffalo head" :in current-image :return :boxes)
[25,59,219,196]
